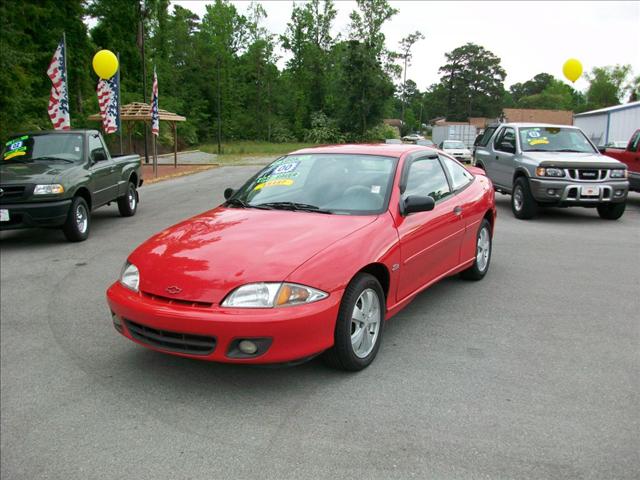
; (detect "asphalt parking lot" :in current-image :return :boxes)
[1,166,639,480]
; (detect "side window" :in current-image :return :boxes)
[89,134,108,163]
[494,127,516,152]
[628,131,640,152]
[477,127,497,147]
[404,157,452,202]
[440,155,473,191]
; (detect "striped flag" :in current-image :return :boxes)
[96,72,120,134]
[47,38,70,130]
[151,66,159,136]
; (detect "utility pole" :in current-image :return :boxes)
[217,56,222,155]
[139,2,149,164]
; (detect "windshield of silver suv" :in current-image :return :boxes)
[518,127,596,154]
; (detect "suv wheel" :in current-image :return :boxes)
[597,202,625,220]
[62,196,90,242]
[511,177,538,219]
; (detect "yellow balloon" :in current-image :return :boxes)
[563,58,583,83]
[92,50,119,79]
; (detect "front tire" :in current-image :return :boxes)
[117,181,138,217]
[597,202,625,220]
[62,196,90,242]
[511,177,538,219]
[461,218,492,281]
[323,273,385,371]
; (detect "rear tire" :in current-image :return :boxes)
[117,181,138,217]
[323,273,385,371]
[511,177,538,219]
[597,202,625,220]
[461,218,492,281]
[62,196,90,242]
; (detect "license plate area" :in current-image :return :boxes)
[0,209,9,222]
[580,186,600,197]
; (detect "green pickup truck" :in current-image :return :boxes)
[1,130,142,241]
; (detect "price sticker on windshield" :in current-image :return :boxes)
[4,135,29,161]
[272,161,299,175]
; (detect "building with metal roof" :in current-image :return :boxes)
[573,101,640,146]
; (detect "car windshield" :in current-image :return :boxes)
[2,133,84,164]
[443,141,465,149]
[519,127,596,153]
[229,153,397,215]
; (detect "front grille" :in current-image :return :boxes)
[0,185,27,201]
[140,290,213,308]
[124,320,216,355]
[567,169,607,181]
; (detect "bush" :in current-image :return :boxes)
[361,123,399,142]
[270,121,297,143]
[303,111,345,144]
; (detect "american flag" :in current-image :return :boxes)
[151,66,159,136]
[47,38,70,130]
[97,72,120,134]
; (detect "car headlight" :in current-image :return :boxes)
[610,169,627,178]
[120,262,140,292]
[221,282,328,308]
[34,184,64,195]
[535,167,565,177]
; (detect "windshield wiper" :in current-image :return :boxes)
[32,156,74,163]
[256,201,333,214]
[225,198,272,210]
[556,149,587,153]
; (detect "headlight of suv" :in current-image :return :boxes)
[34,184,65,195]
[221,282,328,308]
[610,169,627,178]
[535,167,565,177]
[120,262,140,292]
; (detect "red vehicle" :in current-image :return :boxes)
[107,144,496,370]
[604,129,640,192]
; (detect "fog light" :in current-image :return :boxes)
[238,340,258,355]
[614,189,624,196]
[111,312,123,333]
[547,189,557,195]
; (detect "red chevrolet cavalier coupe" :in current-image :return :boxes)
[107,144,496,370]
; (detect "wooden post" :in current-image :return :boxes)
[173,122,177,168]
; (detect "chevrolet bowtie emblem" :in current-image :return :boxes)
[165,286,182,294]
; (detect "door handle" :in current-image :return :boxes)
[495,155,499,160]
[453,206,463,215]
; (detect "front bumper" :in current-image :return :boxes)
[529,178,629,206]
[0,199,71,230]
[106,282,342,364]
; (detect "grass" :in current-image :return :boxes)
[199,141,314,164]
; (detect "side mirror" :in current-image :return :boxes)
[499,142,515,154]
[223,187,234,200]
[91,149,108,163]
[401,195,435,216]
[597,146,607,154]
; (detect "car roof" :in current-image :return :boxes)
[490,122,580,129]
[6,129,97,138]
[289,143,435,158]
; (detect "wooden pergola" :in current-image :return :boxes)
[89,102,186,167]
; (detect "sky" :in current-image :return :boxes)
[172,0,640,93]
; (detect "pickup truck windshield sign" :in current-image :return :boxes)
[3,136,29,161]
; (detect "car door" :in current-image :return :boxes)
[491,126,517,189]
[88,132,117,206]
[396,154,465,301]
[473,126,497,169]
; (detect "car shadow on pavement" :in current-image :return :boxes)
[0,207,130,248]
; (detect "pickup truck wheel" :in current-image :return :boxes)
[117,182,138,217]
[62,196,90,242]
[511,177,538,219]
[597,202,625,220]
[461,218,492,281]
[323,273,384,371]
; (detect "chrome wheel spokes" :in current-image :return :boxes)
[351,288,381,358]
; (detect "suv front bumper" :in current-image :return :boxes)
[529,178,629,206]
[0,199,72,230]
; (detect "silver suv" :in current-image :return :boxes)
[473,123,629,220]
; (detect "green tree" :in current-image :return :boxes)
[398,31,424,124]
[585,65,634,109]
[438,43,506,120]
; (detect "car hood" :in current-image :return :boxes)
[130,207,378,304]
[0,162,72,184]
[522,151,623,167]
